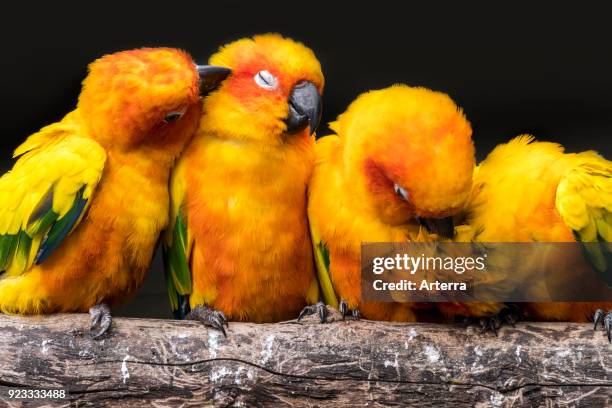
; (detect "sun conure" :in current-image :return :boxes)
[164,34,323,334]
[440,135,612,338]
[0,48,230,337]
[302,85,475,322]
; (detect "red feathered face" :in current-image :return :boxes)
[339,86,475,235]
[364,126,475,226]
[198,34,324,145]
[78,48,202,149]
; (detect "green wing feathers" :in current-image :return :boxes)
[164,206,192,318]
[164,162,193,318]
[310,220,339,309]
[0,125,105,275]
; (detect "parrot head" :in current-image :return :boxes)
[332,85,475,237]
[198,33,324,145]
[78,48,231,151]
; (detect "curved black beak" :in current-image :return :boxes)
[196,65,232,95]
[418,216,455,239]
[285,81,322,135]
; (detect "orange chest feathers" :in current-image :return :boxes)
[182,135,316,321]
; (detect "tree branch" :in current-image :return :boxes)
[0,315,610,407]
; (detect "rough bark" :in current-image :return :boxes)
[0,314,610,407]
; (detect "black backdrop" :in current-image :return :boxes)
[1,2,610,318]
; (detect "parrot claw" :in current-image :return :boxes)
[593,309,604,330]
[339,300,361,321]
[186,305,228,337]
[479,316,500,336]
[593,309,612,343]
[89,304,112,339]
[468,305,521,337]
[297,302,329,323]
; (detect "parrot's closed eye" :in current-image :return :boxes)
[394,183,410,201]
[164,109,186,123]
[254,70,278,90]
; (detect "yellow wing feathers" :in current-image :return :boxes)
[0,118,106,275]
[464,134,610,272]
[556,153,612,242]
[556,152,611,272]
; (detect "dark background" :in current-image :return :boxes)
[1,2,610,318]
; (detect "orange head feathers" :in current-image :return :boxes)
[199,33,324,145]
[331,85,475,232]
[77,48,212,150]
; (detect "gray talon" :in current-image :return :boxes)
[89,304,112,339]
[297,306,312,322]
[593,309,612,343]
[594,309,605,331]
[90,312,101,330]
[605,312,612,343]
[298,302,329,323]
[480,317,500,336]
[187,305,228,337]
[339,300,348,319]
[214,310,229,328]
[471,305,521,337]
[317,302,329,323]
[339,299,359,321]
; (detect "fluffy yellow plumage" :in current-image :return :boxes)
[308,85,475,321]
[0,114,105,277]
[164,34,323,329]
[0,48,213,338]
[443,135,612,323]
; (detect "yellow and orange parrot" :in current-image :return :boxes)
[0,48,230,337]
[164,34,323,333]
[302,85,475,322]
[441,135,612,338]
